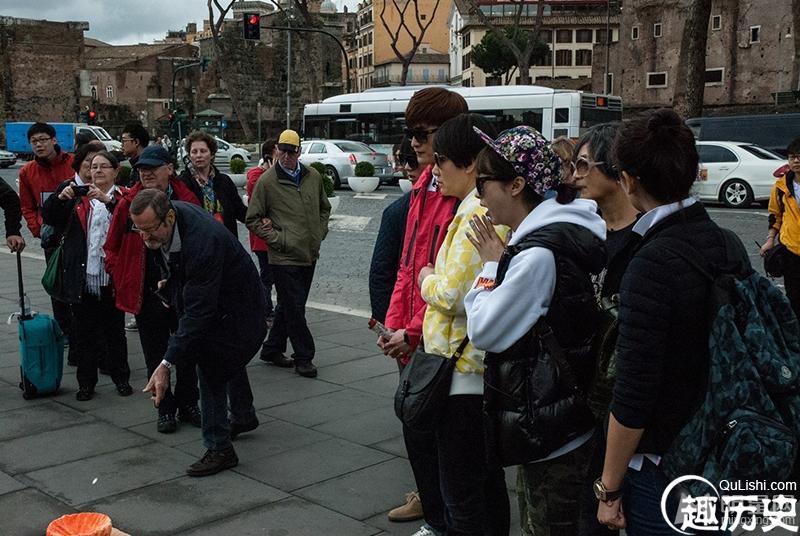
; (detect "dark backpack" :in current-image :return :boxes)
[660,231,800,495]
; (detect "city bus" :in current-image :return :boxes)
[302,85,623,147]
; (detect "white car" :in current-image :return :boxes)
[0,149,16,168]
[693,141,784,208]
[178,136,251,165]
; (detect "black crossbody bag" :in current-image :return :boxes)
[394,337,470,432]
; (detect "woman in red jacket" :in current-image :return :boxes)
[246,140,277,325]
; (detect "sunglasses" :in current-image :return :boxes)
[403,127,438,143]
[433,152,449,167]
[570,157,606,178]
[476,174,502,197]
[396,152,419,169]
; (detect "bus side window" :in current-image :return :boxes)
[553,129,569,138]
[555,108,570,123]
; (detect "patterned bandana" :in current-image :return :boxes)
[473,125,563,197]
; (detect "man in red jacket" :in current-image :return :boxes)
[18,122,76,351]
[378,88,468,534]
[105,146,202,434]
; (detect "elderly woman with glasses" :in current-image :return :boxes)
[42,151,132,401]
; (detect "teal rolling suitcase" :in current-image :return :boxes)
[15,252,64,399]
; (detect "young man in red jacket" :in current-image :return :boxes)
[18,122,76,353]
[104,146,202,434]
[378,88,468,535]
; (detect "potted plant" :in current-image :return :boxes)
[348,161,379,193]
[310,161,340,214]
[228,157,247,186]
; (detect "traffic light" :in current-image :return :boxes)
[87,110,97,125]
[243,12,261,40]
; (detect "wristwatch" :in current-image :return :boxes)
[593,478,622,503]
[160,359,173,370]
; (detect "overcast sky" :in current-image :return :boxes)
[0,0,357,45]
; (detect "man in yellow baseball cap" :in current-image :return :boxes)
[245,129,331,378]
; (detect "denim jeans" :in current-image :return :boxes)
[254,251,274,317]
[263,263,316,362]
[621,458,682,536]
[197,365,256,451]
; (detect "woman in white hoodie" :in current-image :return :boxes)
[465,126,607,535]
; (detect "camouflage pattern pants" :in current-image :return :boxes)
[517,436,593,536]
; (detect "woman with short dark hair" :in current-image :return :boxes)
[179,130,247,237]
[42,151,131,401]
[595,109,751,534]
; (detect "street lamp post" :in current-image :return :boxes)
[171,59,201,152]
[286,12,293,129]
[604,0,611,94]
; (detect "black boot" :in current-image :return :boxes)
[186,446,238,477]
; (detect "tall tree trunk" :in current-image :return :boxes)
[518,58,532,84]
[791,0,800,90]
[401,60,410,86]
[673,0,713,118]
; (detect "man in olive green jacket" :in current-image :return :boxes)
[245,130,330,378]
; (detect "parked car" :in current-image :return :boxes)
[178,136,251,165]
[0,149,16,168]
[299,140,393,188]
[693,141,784,208]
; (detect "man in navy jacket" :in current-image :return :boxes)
[134,189,267,477]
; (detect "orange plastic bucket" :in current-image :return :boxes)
[47,513,113,536]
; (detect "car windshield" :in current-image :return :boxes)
[334,141,373,153]
[739,144,782,160]
[93,128,112,141]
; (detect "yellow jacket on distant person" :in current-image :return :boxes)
[420,190,509,376]
[768,174,800,256]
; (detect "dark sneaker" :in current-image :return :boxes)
[157,413,177,434]
[116,382,133,397]
[186,447,238,477]
[76,387,94,401]
[178,405,202,428]
[295,362,318,378]
[259,350,294,368]
[230,416,259,440]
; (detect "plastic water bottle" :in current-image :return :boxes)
[368,318,394,340]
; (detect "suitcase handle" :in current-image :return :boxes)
[17,252,31,321]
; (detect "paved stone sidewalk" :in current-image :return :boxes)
[0,250,521,535]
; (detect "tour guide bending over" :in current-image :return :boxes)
[137,189,268,477]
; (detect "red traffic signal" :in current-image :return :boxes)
[87,110,97,124]
[243,12,261,40]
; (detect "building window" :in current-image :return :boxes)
[106,85,114,99]
[535,51,552,67]
[750,26,761,43]
[705,68,724,85]
[605,72,614,94]
[540,30,552,43]
[407,68,413,82]
[576,29,592,43]
[653,23,663,38]
[438,68,446,81]
[358,57,362,68]
[556,29,573,43]
[631,25,640,40]
[575,49,592,66]
[462,32,470,48]
[646,71,668,88]
[463,52,471,69]
[555,49,572,66]
[712,15,722,31]
[462,78,471,87]
[423,68,430,81]
[91,86,97,100]
[368,32,372,45]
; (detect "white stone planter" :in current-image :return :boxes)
[228,173,246,188]
[347,176,380,193]
[328,196,340,214]
[399,179,413,193]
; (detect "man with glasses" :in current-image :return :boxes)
[763,137,800,318]
[378,88,468,535]
[135,189,267,477]
[120,123,150,187]
[246,129,331,378]
[104,145,202,434]
[18,122,76,345]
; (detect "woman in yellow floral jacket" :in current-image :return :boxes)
[416,113,510,536]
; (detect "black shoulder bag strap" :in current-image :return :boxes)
[451,336,470,360]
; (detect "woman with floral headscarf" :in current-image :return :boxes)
[464,126,607,535]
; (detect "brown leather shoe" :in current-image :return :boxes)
[387,491,424,522]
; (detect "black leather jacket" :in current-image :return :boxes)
[483,222,606,467]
